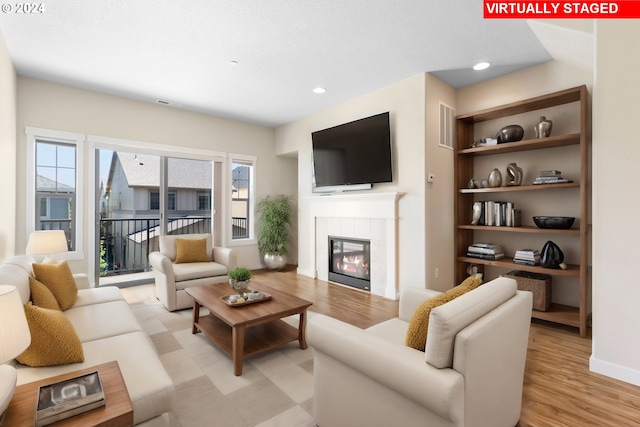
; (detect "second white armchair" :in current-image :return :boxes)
[149,233,236,311]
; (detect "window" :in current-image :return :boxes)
[150,192,159,210]
[150,191,176,210]
[198,193,210,211]
[27,128,84,256]
[230,156,255,241]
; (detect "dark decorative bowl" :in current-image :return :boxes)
[496,125,524,143]
[533,216,575,229]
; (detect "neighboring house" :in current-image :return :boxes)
[103,152,212,219]
[101,152,213,273]
[36,174,74,250]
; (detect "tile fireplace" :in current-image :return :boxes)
[305,192,400,299]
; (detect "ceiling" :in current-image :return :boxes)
[0,0,553,127]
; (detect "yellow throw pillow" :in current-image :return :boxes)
[175,238,209,263]
[17,302,84,367]
[29,277,61,311]
[32,261,78,311]
[405,275,482,351]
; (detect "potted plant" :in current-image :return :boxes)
[228,267,252,294]
[256,194,293,270]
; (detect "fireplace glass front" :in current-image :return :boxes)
[328,236,371,291]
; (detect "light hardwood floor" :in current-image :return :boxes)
[122,268,640,427]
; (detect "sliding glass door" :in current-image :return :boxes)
[95,148,217,286]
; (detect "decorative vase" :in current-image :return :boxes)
[540,241,566,269]
[264,253,286,270]
[535,116,553,138]
[229,279,251,294]
[487,168,502,188]
[506,163,524,186]
[496,125,524,143]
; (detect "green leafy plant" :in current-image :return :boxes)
[228,267,252,282]
[257,195,293,256]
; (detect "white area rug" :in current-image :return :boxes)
[129,299,316,427]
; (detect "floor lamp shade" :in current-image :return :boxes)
[25,230,68,256]
[0,285,30,363]
[0,285,30,425]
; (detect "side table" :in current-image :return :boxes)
[3,361,133,427]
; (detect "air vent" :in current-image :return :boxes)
[155,99,183,108]
[439,102,455,150]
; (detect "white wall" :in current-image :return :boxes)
[590,21,640,386]
[424,75,456,291]
[15,77,297,272]
[276,74,430,292]
[0,33,16,260]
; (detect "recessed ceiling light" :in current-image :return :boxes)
[230,60,238,65]
[473,62,491,71]
[313,87,326,94]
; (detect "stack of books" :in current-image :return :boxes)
[533,169,573,185]
[473,201,521,227]
[467,243,505,260]
[513,249,540,266]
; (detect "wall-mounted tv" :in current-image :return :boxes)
[311,112,392,192]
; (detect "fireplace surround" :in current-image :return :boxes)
[305,192,400,299]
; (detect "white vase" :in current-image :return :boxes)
[264,254,286,270]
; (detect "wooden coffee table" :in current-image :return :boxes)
[186,282,312,376]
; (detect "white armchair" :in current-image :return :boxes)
[307,277,533,427]
[149,233,236,311]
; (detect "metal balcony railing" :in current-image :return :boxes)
[232,217,248,239]
[99,216,213,276]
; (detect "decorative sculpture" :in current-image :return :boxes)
[535,116,553,138]
[471,202,482,225]
[506,163,524,186]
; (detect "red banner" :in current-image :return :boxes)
[484,1,640,18]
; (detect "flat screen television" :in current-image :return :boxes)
[311,112,392,192]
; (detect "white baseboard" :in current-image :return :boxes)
[297,267,316,278]
[589,355,640,386]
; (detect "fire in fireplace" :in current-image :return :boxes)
[328,236,371,291]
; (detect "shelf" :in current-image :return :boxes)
[531,304,580,328]
[458,225,580,235]
[456,86,584,123]
[458,256,580,277]
[459,182,579,194]
[457,133,581,156]
[454,85,589,337]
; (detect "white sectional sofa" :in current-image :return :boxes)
[0,254,174,427]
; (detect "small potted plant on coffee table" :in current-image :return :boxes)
[228,267,252,294]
